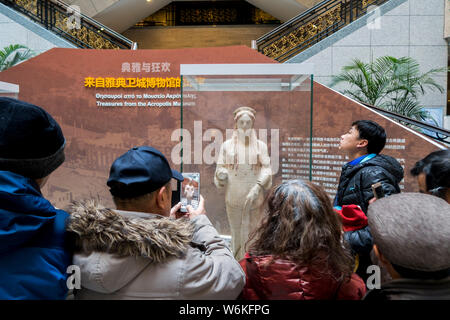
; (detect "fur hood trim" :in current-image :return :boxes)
[67,200,195,263]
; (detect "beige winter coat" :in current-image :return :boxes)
[67,201,245,300]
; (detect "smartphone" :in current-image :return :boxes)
[371,182,385,199]
[171,178,181,208]
[180,173,200,213]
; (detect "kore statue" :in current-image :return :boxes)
[214,106,272,260]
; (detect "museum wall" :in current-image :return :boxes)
[122,25,277,49]
[287,0,448,124]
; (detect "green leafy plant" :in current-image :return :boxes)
[331,56,446,123]
[0,44,35,71]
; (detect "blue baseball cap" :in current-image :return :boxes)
[107,146,184,198]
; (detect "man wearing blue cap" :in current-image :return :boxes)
[67,146,245,299]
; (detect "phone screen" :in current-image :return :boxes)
[180,173,200,212]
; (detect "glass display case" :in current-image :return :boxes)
[0,81,19,99]
[179,64,314,254]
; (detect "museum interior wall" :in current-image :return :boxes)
[63,0,121,18]
[60,0,321,34]
[122,25,277,49]
[287,0,448,127]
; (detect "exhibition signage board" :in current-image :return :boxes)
[0,46,273,223]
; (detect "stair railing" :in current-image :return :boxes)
[1,0,137,49]
[360,102,450,146]
[256,0,389,62]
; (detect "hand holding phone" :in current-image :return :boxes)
[186,195,206,219]
[170,202,184,219]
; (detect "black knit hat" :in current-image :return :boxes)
[0,97,65,179]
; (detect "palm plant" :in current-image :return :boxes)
[0,44,34,71]
[331,56,446,123]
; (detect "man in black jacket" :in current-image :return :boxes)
[334,120,404,283]
[334,120,404,212]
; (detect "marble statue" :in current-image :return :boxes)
[214,106,272,260]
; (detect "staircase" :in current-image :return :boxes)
[0,0,136,49]
[256,0,389,62]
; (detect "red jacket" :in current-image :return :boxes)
[239,253,366,300]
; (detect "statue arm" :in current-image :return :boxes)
[214,143,228,189]
[256,141,272,191]
[244,141,272,207]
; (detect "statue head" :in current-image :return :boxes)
[228,106,262,169]
[234,106,255,126]
[233,106,256,136]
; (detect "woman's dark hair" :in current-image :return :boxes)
[410,149,450,196]
[247,180,354,281]
[352,120,386,154]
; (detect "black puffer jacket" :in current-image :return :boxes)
[344,226,373,256]
[334,154,404,214]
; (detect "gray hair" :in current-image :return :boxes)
[273,180,321,218]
